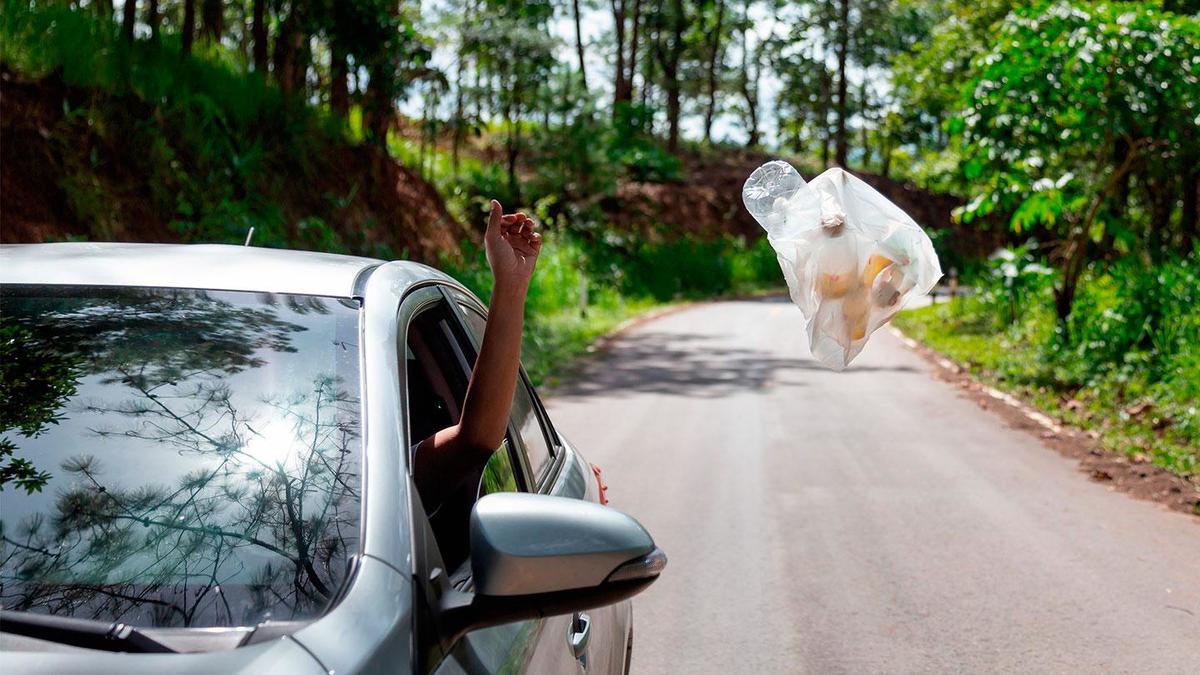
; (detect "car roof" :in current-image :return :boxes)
[0,242,449,298]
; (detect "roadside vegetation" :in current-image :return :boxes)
[896,253,1199,481]
[2,1,1197,479]
[890,2,1200,483]
[1,2,783,387]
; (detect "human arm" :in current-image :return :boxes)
[412,200,541,507]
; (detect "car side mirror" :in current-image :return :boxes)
[436,493,666,644]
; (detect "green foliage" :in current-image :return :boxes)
[1060,257,1200,385]
[983,242,1055,325]
[957,1,1200,239]
[609,103,682,182]
[2,2,360,248]
[895,256,1200,478]
[0,319,81,493]
[441,231,782,385]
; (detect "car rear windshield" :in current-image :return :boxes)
[0,286,362,630]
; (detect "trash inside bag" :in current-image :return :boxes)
[743,161,942,370]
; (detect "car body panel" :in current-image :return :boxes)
[553,436,631,675]
[358,264,440,572]
[0,633,327,675]
[0,242,384,297]
[0,244,637,674]
[290,556,413,674]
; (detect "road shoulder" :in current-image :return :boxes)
[889,325,1200,520]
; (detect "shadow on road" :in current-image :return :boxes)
[552,326,917,400]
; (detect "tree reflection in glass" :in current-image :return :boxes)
[0,287,362,629]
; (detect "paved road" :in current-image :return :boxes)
[546,298,1200,674]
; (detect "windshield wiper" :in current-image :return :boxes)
[0,610,176,653]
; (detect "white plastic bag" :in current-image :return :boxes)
[743,161,941,370]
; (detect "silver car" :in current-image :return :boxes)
[0,243,665,674]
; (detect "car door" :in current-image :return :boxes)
[449,293,623,675]
[401,286,580,674]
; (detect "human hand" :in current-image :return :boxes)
[484,199,542,291]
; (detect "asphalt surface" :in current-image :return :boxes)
[546,298,1200,674]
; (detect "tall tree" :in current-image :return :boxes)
[572,0,588,90]
[626,0,644,102]
[273,4,309,96]
[834,0,849,166]
[956,2,1200,324]
[468,0,557,197]
[735,0,764,147]
[94,0,115,21]
[1183,167,1199,254]
[650,0,687,152]
[182,0,196,55]
[702,0,727,143]
[201,0,224,42]
[146,0,161,42]
[612,0,629,110]
[122,0,138,44]
[252,0,269,74]
[330,47,350,114]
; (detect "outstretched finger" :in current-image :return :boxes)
[487,200,503,235]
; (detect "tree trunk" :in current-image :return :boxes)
[504,87,522,203]
[95,0,114,20]
[1100,137,1132,255]
[626,0,643,101]
[330,48,350,115]
[1146,174,1175,256]
[146,0,160,42]
[612,0,628,112]
[1182,161,1199,255]
[453,5,469,178]
[663,0,685,152]
[122,0,137,43]
[703,0,726,144]
[365,63,393,146]
[252,0,268,74]
[239,3,251,63]
[858,78,869,163]
[1058,152,1141,328]
[573,0,588,91]
[201,0,224,42]
[818,65,831,167]
[363,0,400,147]
[738,1,758,148]
[182,0,196,55]
[834,0,850,166]
[274,9,308,96]
[1055,230,1088,326]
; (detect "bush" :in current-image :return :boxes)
[896,254,1200,478]
[609,103,681,183]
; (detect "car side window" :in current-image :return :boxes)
[405,298,520,572]
[456,303,556,484]
[509,376,554,482]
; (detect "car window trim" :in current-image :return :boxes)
[445,293,560,492]
[397,286,452,467]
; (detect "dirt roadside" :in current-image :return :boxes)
[889,326,1200,520]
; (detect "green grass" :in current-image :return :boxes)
[895,295,1199,481]
[443,233,782,387]
[522,296,663,388]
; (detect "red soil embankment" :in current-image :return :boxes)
[1,70,472,261]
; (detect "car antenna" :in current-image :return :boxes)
[244,226,256,246]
